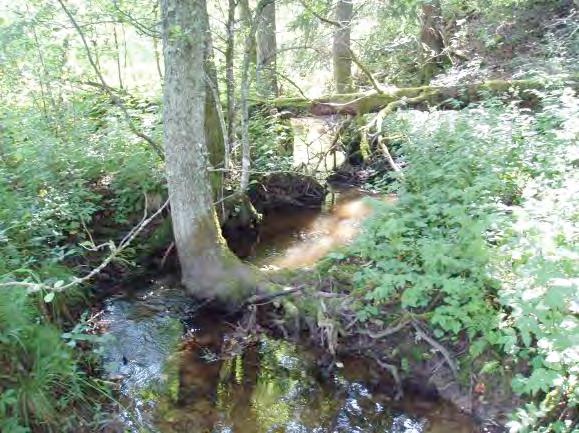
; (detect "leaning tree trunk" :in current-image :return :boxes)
[255,1,278,98]
[161,0,257,303]
[333,0,353,93]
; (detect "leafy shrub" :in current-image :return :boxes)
[340,88,578,431]
[0,91,163,431]
[249,108,294,174]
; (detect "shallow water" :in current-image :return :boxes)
[253,188,393,269]
[100,187,478,432]
[101,283,478,433]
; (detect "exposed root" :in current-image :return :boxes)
[412,319,458,379]
[372,356,404,400]
[360,318,410,339]
[242,285,304,307]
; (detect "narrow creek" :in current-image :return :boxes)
[100,188,479,433]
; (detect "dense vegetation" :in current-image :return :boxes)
[1,0,578,431]
[340,90,578,431]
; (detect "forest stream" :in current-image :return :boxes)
[99,189,479,433]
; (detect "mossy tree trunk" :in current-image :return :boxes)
[161,0,257,303]
[333,0,353,93]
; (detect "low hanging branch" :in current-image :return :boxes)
[57,0,165,159]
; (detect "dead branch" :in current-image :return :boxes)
[345,46,383,94]
[0,199,169,294]
[377,136,401,172]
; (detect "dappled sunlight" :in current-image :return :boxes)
[255,190,396,269]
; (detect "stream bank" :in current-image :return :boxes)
[97,186,508,433]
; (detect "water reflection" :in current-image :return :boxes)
[157,333,477,433]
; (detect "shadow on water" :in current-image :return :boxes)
[101,283,478,433]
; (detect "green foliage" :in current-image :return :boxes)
[249,108,294,173]
[0,81,163,433]
[0,287,108,432]
[0,92,164,276]
[338,88,578,431]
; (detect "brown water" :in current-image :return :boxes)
[101,285,478,433]
[100,189,479,433]
[253,188,394,269]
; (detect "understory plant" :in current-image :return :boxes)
[0,92,163,431]
[339,88,578,431]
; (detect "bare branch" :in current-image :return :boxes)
[346,46,383,94]
[56,0,165,159]
[298,0,342,27]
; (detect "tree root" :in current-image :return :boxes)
[372,356,404,400]
[412,319,458,379]
[359,318,410,339]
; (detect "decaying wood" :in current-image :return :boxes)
[262,77,579,116]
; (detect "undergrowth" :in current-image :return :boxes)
[0,92,163,431]
[332,88,578,431]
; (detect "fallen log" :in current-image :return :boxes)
[264,77,579,116]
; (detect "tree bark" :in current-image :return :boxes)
[264,78,575,116]
[239,0,257,65]
[225,0,236,168]
[419,0,445,83]
[240,0,272,192]
[160,0,257,303]
[202,3,226,198]
[256,1,278,97]
[332,0,353,93]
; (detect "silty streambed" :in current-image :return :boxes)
[100,189,479,432]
